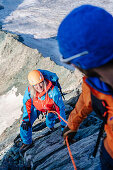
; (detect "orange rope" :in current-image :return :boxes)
[66,136,77,170]
[48,111,68,125]
[106,106,113,111]
[48,110,77,170]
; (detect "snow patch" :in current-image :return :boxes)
[0,87,23,135]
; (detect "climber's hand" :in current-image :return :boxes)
[61,125,66,136]
[21,121,31,131]
[63,126,76,144]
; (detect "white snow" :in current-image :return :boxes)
[0,87,23,135]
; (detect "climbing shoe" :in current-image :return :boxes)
[19,142,34,154]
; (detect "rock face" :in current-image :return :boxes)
[0,30,103,170]
[0,111,103,170]
[24,111,102,170]
[0,30,82,160]
[0,30,82,97]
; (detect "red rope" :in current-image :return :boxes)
[48,111,68,125]
[48,110,77,170]
[66,136,77,170]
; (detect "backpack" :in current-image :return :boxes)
[38,69,65,100]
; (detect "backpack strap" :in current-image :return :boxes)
[57,81,65,100]
[92,121,105,157]
[39,69,65,100]
[91,93,108,157]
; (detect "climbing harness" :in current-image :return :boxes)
[48,111,77,170]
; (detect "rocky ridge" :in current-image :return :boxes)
[0,30,102,170]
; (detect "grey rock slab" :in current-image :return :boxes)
[24,130,101,170]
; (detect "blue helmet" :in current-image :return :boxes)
[57,5,113,70]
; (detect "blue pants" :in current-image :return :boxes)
[20,109,56,144]
[100,141,113,170]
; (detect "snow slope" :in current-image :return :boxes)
[0,0,113,67]
[0,87,23,135]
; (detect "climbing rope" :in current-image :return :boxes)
[66,136,77,170]
[48,110,68,125]
[48,110,77,170]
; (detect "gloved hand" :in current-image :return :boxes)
[21,121,31,131]
[63,126,76,144]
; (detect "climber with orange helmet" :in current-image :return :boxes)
[20,69,66,153]
[57,5,113,169]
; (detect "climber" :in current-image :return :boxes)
[57,5,113,169]
[20,69,66,153]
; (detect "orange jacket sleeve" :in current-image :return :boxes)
[68,79,93,131]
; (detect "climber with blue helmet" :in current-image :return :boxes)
[57,5,113,169]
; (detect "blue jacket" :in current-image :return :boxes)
[22,70,66,127]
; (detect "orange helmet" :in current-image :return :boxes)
[28,70,44,86]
